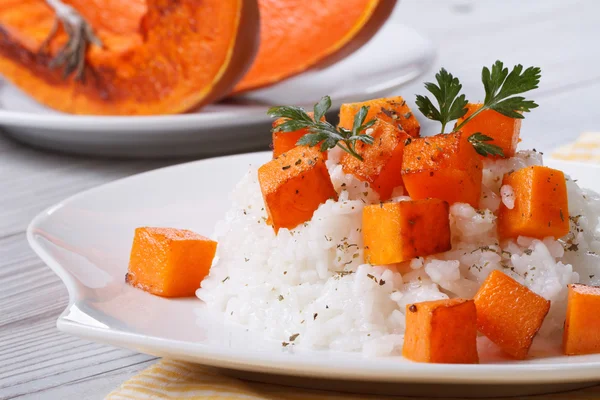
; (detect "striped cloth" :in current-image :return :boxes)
[552,132,600,162]
[107,360,600,400]
[107,133,600,400]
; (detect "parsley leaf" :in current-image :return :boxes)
[348,105,376,146]
[455,61,541,130]
[267,96,375,161]
[415,60,541,157]
[415,68,468,134]
[313,95,331,122]
[467,133,505,157]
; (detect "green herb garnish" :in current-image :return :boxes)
[268,61,541,161]
[415,68,468,134]
[268,96,375,161]
[416,60,541,156]
[455,61,541,130]
[468,133,505,157]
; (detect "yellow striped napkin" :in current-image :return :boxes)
[107,359,600,400]
[108,133,600,400]
[551,132,600,163]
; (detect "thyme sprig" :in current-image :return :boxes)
[268,96,375,161]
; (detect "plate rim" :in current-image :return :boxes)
[27,152,600,385]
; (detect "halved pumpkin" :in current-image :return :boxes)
[0,0,259,115]
[232,0,397,94]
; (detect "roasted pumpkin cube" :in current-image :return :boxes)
[127,227,217,298]
[272,112,312,158]
[339,96,420,138]
[474,270,550,359]
[403,298,479,364]
[401,132,483,208]
[563,284,600,355]
[498,166,569,239]
[363,199,451,264]
[341,119,409,200]
[272,112,327,158]
[455,103,521,158]
[258,146,337,232]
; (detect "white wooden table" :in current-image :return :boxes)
[1,1,599,398]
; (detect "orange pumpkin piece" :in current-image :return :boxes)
[363,199,451,265]
[498,166,569,240]
[341,119,409,200]
[258,146,337,232]
[474,270,550,360]
[272,112,313,158]
[272,112,328,159]
[402,298,479,364]
[233,0,396,93]
[455,103,521,158]
[126,227,217,298]
[0,0,260,115]
[563,284,600,356]
[338,96,420,138]
[401,132,483,208]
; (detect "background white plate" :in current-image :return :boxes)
[0,22,434,158]
[27,152,600,397]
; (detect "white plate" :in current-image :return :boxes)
[28,152,600,397]
[0,22,434,158]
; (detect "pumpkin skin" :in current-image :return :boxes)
[0,0,260,115]
[231,0,397,94]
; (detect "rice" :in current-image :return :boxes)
[500,184,515,209]
[197,149,600,356]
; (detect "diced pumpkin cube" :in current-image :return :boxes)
[338,96,420,138]
[272,115,311,158]
[401,132,483,208]
[363,198,451,264]
[402,298,479,364]
[258,146,337,232]
[498,166,569,239]
[563,284,600,355]
[455,103,521,158]
[126,227,217,298]
[341,118,409,200]
[272,111,327,158]
[474,270,550,359]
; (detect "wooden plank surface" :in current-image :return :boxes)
[1,1,598,398]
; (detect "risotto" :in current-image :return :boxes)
[196,148,600,356]
[125,62,600,361]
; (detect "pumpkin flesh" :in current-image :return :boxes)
[0,0,259,115]
[232,0,396,93]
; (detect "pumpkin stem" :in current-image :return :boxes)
[40,0,102,82]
